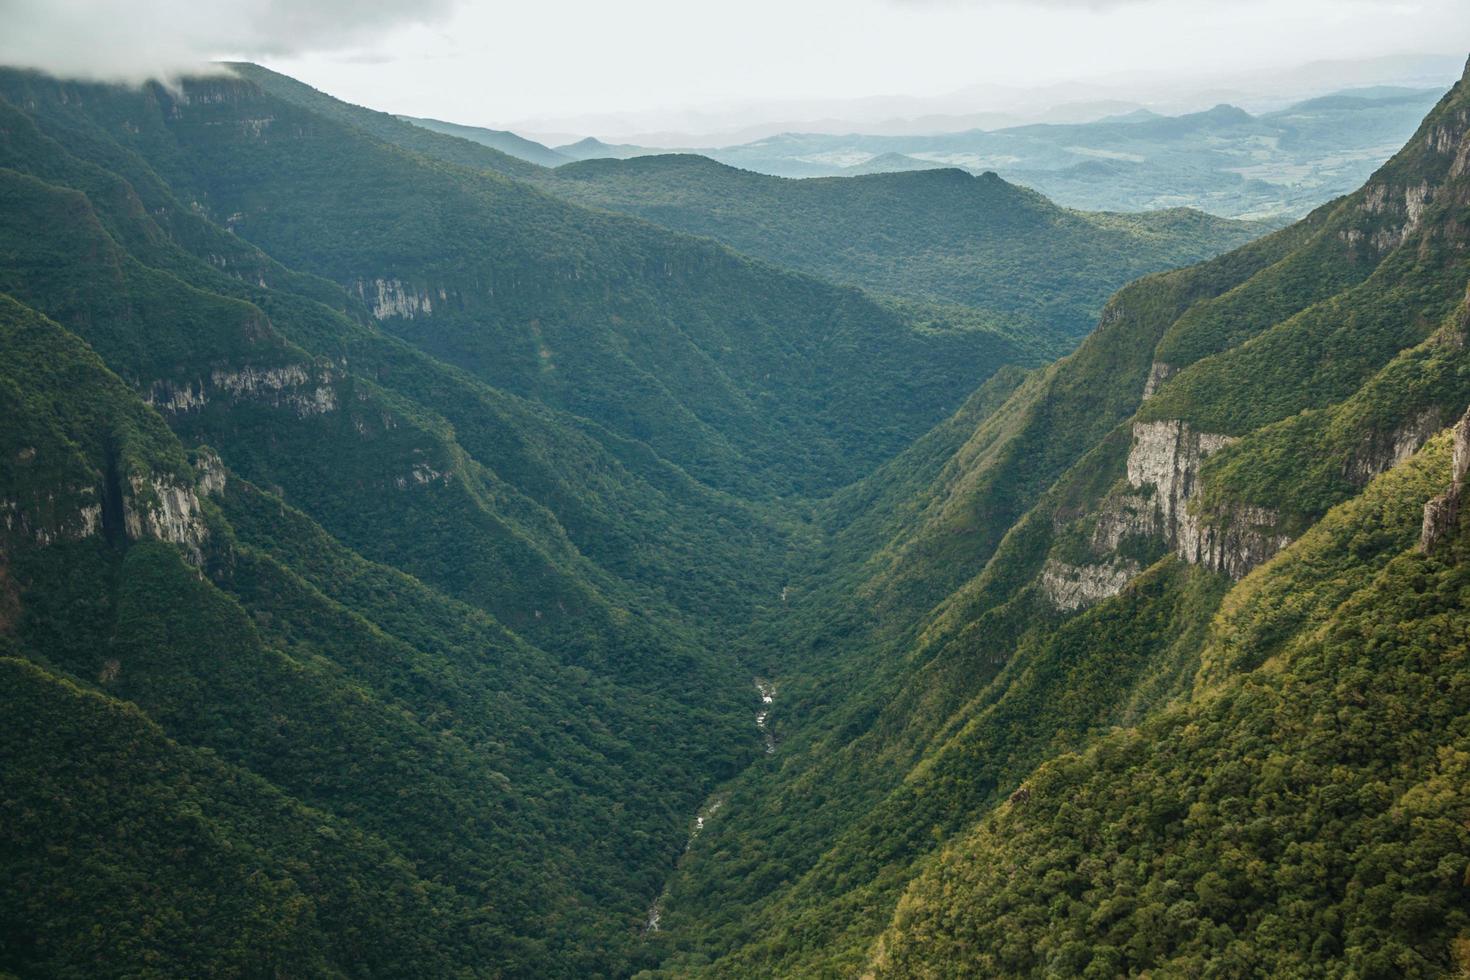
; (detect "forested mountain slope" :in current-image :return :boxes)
[397,113,574,167]
[640,57,1470,978]
[239,64,1261,342]
[542,155,1265,337]
[0,112,770,979]
[2,51,1462,980]
[0,55,1256,976]
[41,64,1057,498]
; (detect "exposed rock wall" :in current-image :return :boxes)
[1090,492,1158,553]
[1421,408,1470,552]
[1141,362,1176,400]
[146,379,208,413]
[1175,502,1291,580]
[354,278,445,320]
[1345,408,1445,485]
[0,489,101,546]
[1040,558,1140,612]
[147,363,337,418]
[1126,420,1234,529]
[191,449,228,497]
[1351,179,1435,253]
[211,364,337,416]
[1126,419,1289,579]
[123,476,210,564]
[4,447,221,563]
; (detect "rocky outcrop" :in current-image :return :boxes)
[355,278,445,320]
[210,364,337,416]
[147,364,336,418]
[1345,408,1445,485]
[123,475,210,564]
[1355,179,1435,252]
[4,471,211,564]
[1175,502,1291,580]
[1126,419,1289,578]
[1141,362,1176,400]
[1040,558,1140,612]
[1421,408,1470,552]
[146,379,208,413]
[1126,420,1234,528]
[191,449,228,497]
[1090,492,1158,553]
[0,490,101,546]
[393,461,448,490]
[1038,492,1158,612]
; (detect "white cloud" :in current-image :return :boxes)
[0,0,454,81]
[1,0,1464,134]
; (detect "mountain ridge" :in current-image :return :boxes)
[2,54,1468,979]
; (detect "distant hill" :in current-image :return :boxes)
[693,86,1447,218]
[397,115,571,167]
[842,151,947,175]
[555,136,662,161]
[544,153,1267,337]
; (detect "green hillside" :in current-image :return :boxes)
[2,49,1467,980]
[543,154,1266,337]
[398,114,573,167]
[14,64,1054,498]
[634,58,1470,977]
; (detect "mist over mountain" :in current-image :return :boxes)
[3,12,1470,979]
[504,52,1468,147]
[488,85,1445,220]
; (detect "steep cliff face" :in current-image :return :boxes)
[146,363,338,418]
[1421,406,1470,551]
[122,475,210,562]
[1039,416,1288,614]
[2,452,216,562]
[1123,419,1290,578]
[1039,557,1139,611]
[1126,419,1234,526]
[0,485,101,546]
[1140,361,1176,400]
[1346,408,1447,484]
[354,278,446,320]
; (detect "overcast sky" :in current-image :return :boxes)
[3,0,1467,139]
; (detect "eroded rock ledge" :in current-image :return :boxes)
[1040,558,1139,612]
[1421,408,1470,552]
[2,450,225,565]
[1127,419,1291,580]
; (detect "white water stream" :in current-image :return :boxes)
[644,677,776,934]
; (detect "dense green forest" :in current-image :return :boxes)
[636,56,1470,977]
[2,52,1469,979]
[237,63,1262,343]
[542,155,1263,338]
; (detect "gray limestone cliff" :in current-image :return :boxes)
[1126,420,1290,579]
[146,362,338,418]
[1421,407,1470,552]
[1040,558,1140,612]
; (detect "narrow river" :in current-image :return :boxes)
[644,677,776,934]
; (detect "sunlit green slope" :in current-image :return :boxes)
[643,57,1470,978]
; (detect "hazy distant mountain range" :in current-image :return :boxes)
[411,84,1447,219]
[395,115,574,167]
[506,51,1465,146]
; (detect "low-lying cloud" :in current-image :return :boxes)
[0,0,455,81]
